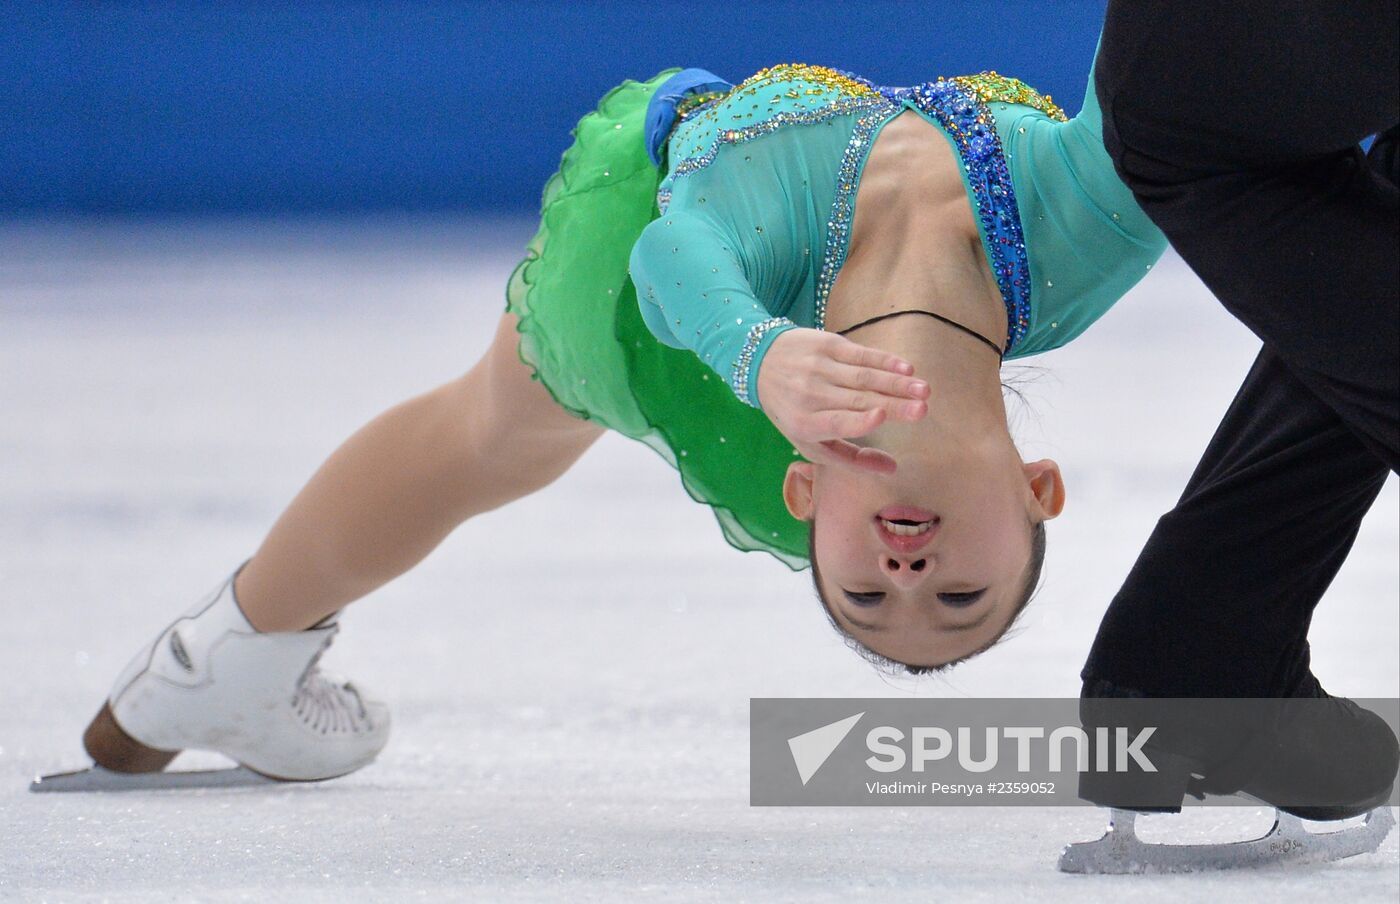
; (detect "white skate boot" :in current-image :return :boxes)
[82,564,390,782]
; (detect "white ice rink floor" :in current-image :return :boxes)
[1,218,1396,902]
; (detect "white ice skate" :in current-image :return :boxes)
[33,565,389,791]
[1058,805,1396,874]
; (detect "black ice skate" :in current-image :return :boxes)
[1057,675,1399,874]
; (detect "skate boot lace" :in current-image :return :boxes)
[289,628,375,735]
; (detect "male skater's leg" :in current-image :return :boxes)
[1083,348,1389,698]
[1094,0,1399,464]
[1079,347,1398,814]
[1079,2,1399,808]
[1083,0,1399,697]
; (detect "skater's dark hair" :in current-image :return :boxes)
[807,518,1045,674]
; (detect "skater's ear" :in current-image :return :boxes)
[1022,458,1065,520]
[783,461,816,521]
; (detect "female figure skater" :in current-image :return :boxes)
[82,47,1165,782]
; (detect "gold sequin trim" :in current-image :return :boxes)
[675,90,729,121]
[729,64,882,100]
[950,71,1067,122]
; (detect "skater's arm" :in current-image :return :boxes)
[1005,34,1167,254]
[630,211,797,409]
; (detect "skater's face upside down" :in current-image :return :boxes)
[774,120,1064,670]
[784,430,1063,671]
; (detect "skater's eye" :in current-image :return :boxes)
[936,589,986,608]
[844,589,987,608]
[843,590,884,607]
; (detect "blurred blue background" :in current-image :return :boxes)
[5,1,1110,215]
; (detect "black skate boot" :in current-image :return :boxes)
[1059,674,1397,873]
[1076,673,1398,819]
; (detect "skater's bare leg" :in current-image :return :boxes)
[234,312,603,631]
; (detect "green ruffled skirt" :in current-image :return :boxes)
[505,70,809,570]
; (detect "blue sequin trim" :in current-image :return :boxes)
[907,79,1030,350]
[732,316,796,407]
[812,77,1031,352]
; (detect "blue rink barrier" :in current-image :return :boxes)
[3,0,1108,214]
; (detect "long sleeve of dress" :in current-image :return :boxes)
[629,210,797,410]
[991,35,1169,356]
[1015,44,1165,253]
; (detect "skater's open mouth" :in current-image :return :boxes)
[874,508,939,554]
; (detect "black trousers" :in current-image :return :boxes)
[1081,1,1400,697]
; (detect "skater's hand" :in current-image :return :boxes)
[755,328,928,475]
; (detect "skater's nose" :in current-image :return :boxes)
[880,551,933,589]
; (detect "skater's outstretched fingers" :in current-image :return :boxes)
[757,329,915,475]
[825,359,930,423]
[831,333,915,377]
[813,332,929,426]
[832,337,928,394]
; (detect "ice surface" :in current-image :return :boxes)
[1,218,1395,902]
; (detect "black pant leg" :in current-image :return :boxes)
[1082,347,1390,697]
[1082,3,1399,697]
[1128,159,1400,467]
[1095,0,1400,466]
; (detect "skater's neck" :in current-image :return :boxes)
[824,237,1011,452]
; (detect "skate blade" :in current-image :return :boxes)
[1058,806,1396,874]
[29,765,275,793]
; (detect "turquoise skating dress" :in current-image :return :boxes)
[505,48,1166,571]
